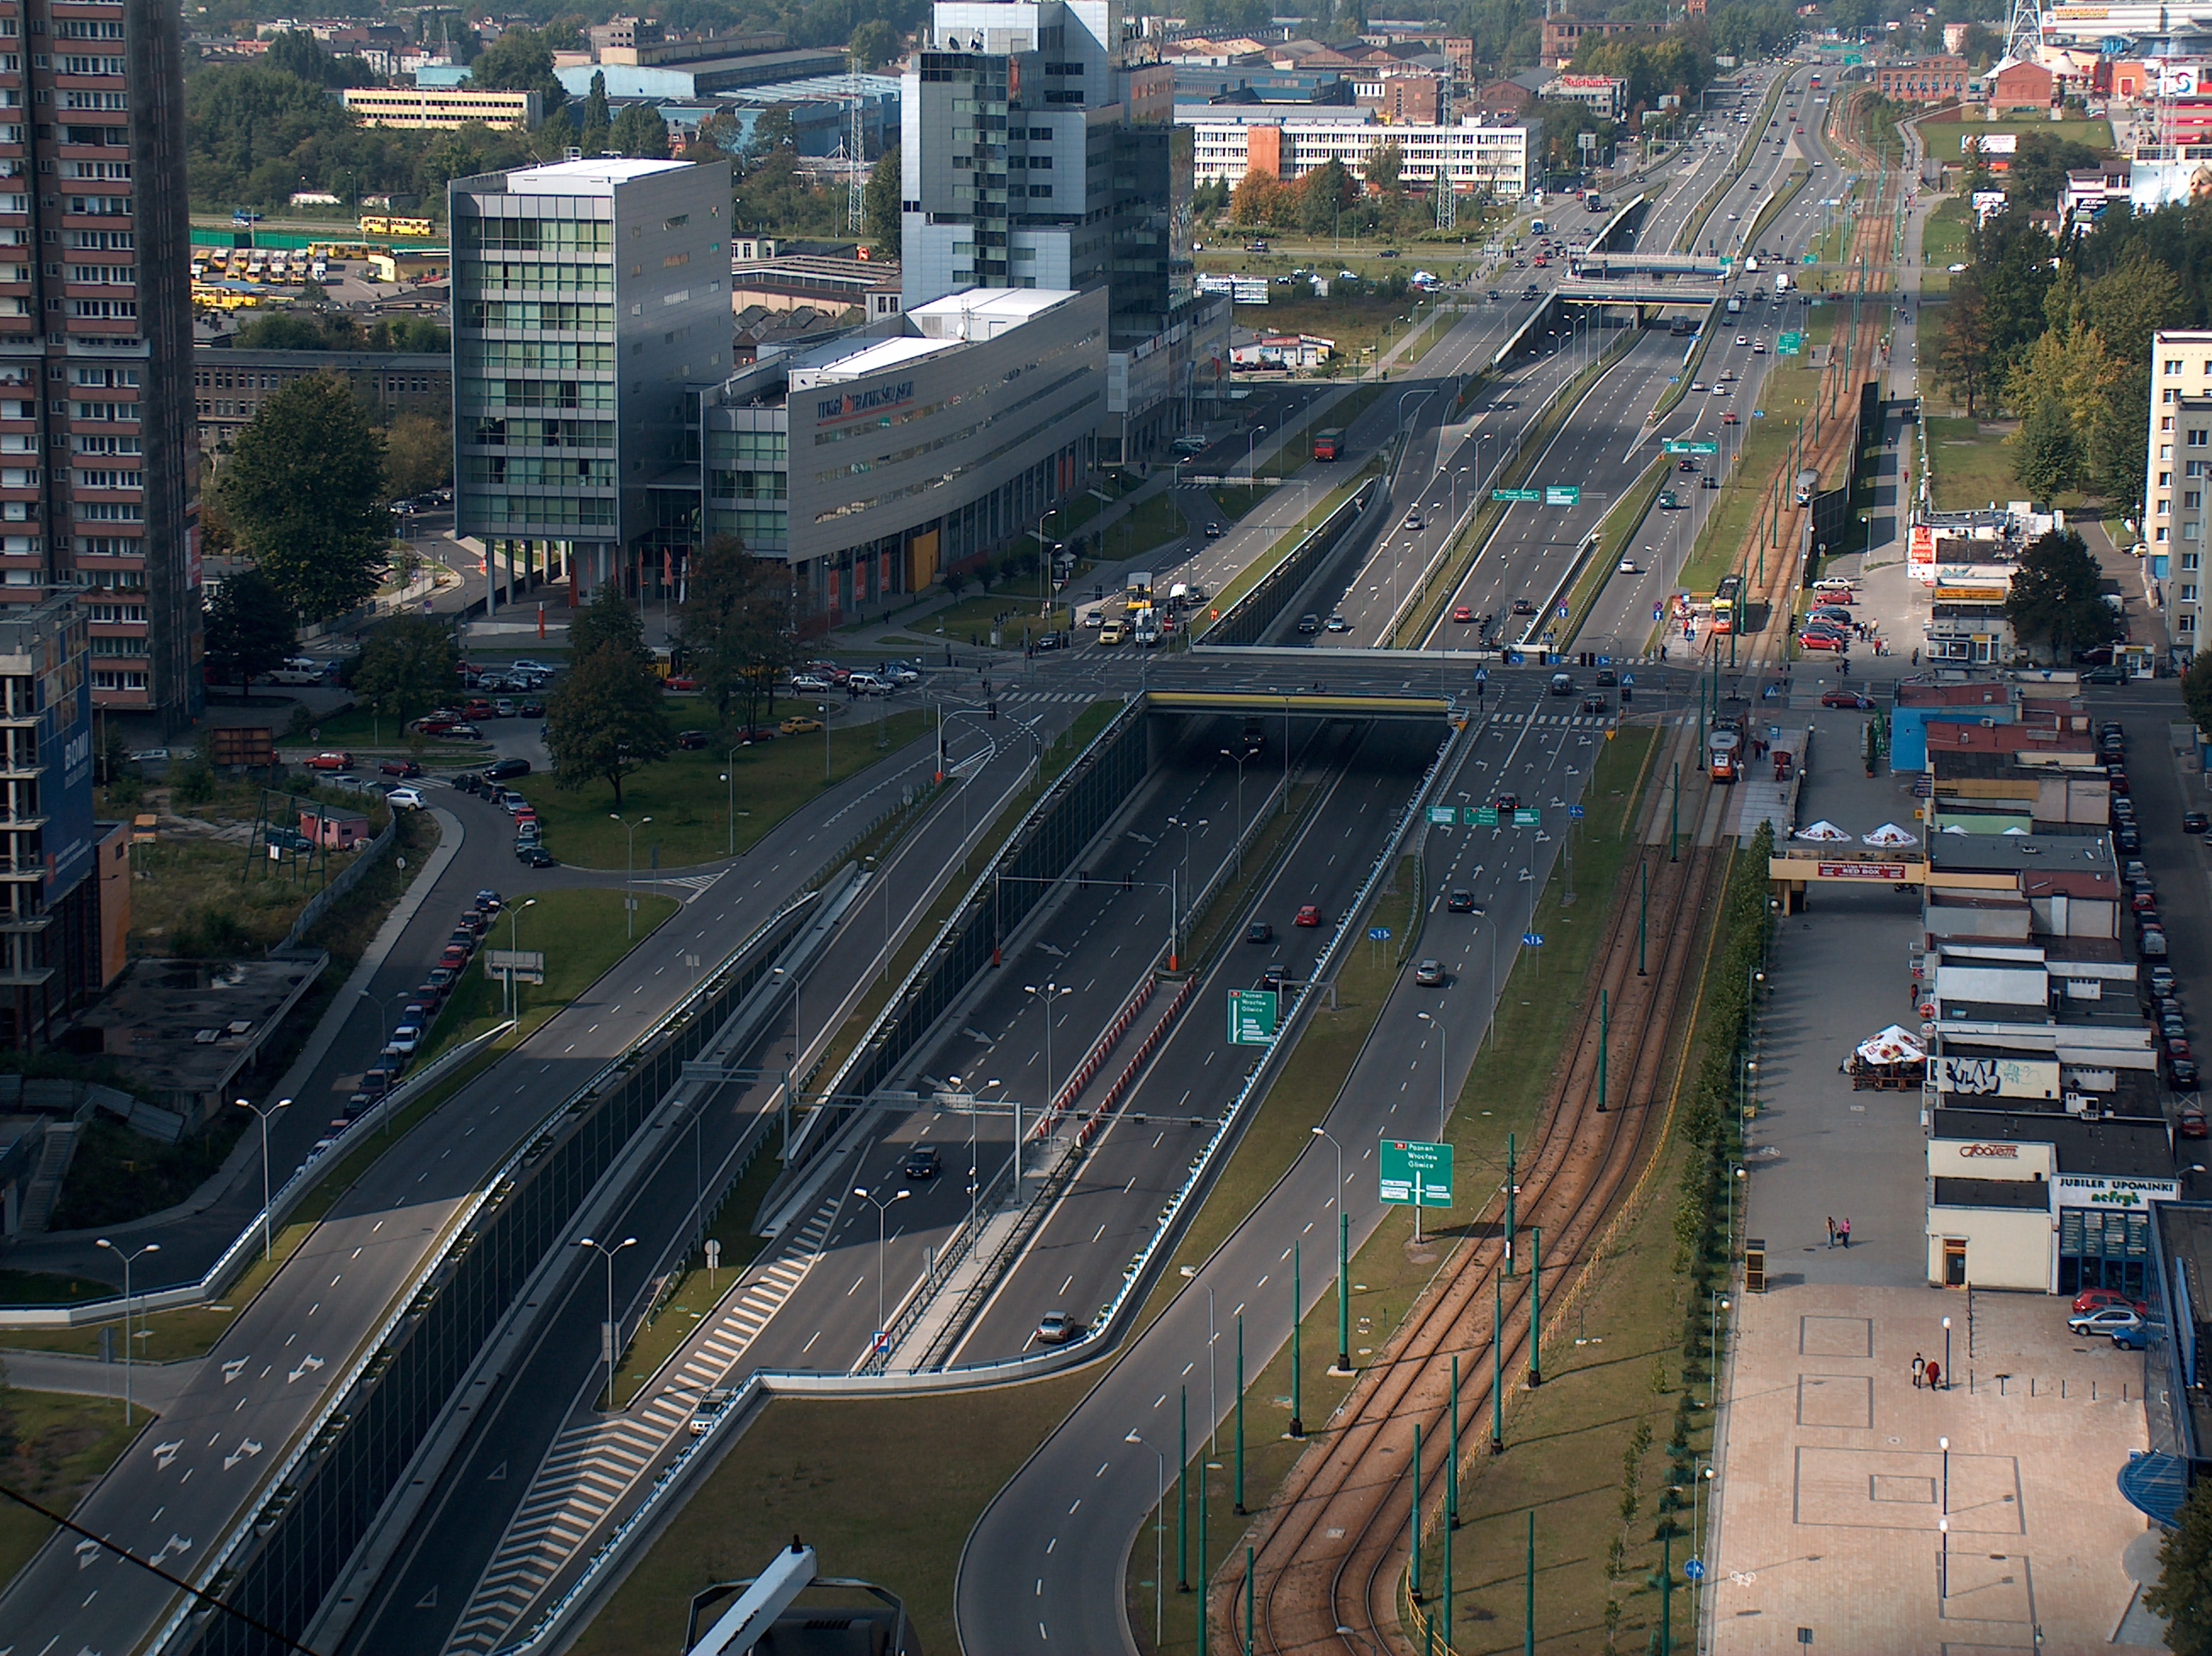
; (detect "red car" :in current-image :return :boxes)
[2071,1286,2148,1315]
[1722,411,1739,425]
[1798,629,1846,652]
[1820,688,1872,710]
[665,674,698,691]
[1452,604,1475,623]
[304,751,354,771]
[2182,1104,2208,1139]
[1294,904,1321,927]
[380,758,422,778]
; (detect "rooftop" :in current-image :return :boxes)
[2152,1202,2212,1464]
[1929,830,2114,876]
[1931,1106,2173,1178]
[507,158,692,193]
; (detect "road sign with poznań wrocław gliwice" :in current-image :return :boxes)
[1379,1138,1454,1207]
[1545,485,1580,506]
[1492,488,1542,502]
[1663,440,1718,455]
[1227,988,1278,1045]
[1778,332,1803,355]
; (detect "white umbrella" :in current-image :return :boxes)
[1941,824,1968,835]
[1796,820,1851,842]
[2003,825,2030,835]
[1855,1024,1925,1066]
[1863,822,1919,848]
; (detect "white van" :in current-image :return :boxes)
[846,671,891,696]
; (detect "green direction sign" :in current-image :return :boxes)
[1492,487,1542,503]
[1513,807,1541,826]
[1778,332,1804,355]
[1379,1138,1455,1208]
[1472,806,1500,826]
[1663,440,1718,456]
[1545,485,1581,506]
[1227,988,1278,1046]
[1427,804,1458,825]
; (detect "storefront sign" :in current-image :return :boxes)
[1958,1142,2021,1158]
[1817,861,1908,881]
[2055,1174,2178,1207]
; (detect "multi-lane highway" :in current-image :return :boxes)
[0,684,1081,1656]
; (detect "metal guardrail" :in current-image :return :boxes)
[489,724,1469,1656]
[145,889,824,1656]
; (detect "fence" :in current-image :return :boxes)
[486,720,1470,1656]
[165,890,825,1656]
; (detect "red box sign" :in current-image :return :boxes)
[1817,862,1909,881]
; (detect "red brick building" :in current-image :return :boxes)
[1989,55,2056,111]
[1876,55,1970,104]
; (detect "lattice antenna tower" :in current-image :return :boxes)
[2005,0,2042,64]
[848,53,867,236]
[1437,170,1455,231]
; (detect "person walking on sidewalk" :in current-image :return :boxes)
[1913,1352,1926,1390]
[1826,1217,1837,1248]
[1840,1217,1852,1248]
[1924,1358,1940,1391]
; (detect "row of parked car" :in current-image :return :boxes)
[329,889,509,1145]
[790,658,922,696]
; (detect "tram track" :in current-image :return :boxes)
[1235,743,1738,1655]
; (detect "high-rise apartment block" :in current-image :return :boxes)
[0,0,199,728]
[2145,328,2211,663]
[901,0,1225,462]
[450,157,732,603]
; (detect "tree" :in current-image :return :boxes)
[2184,649,2212,738]
[349,613,458,731]
[865,145,902,260]
[265,30,336,86]
[2010,393,2079,500]
[582,70,612,154]
[2003,528,2120,663]
[545,645,670,806]
[469,27,566,109]
[218,374,390,623]
[203,568,298,697]
[383,411,453,501]
[612,104,670,159]
[1362,138,1405,196]
[1931,273,1993,416]
[567,579,649,665]
[850,19,901,69]
[2148,1478,2212,1655]
[679,534,792,730]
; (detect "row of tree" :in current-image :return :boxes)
[1930,164,2212,506]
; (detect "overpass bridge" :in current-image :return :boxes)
[1572,250,1733,277]
[1555,284,1722,308]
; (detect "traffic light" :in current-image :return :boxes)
[987,701,997,719]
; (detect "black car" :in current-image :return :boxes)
[1034,631,1065,652]
[1595,668,1617,686]
[1261,963,1287,992]
[2173,1057,2201,1091]
[486,757,533,780]
[455,773,483,794]
[517,846,557,867]
[1246,920,1274,944]
[2084,664,2128,685]
[677,730,712,751]
[1511,597,1538,616]
[1581,695,1609,714]
[1447,891,1477,913]
[902,1145,942,1181]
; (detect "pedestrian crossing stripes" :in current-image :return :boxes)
[1488,712,1617,728]
[649,870,724,898]
[997,689,1098,703]
[439,1197,841,1655]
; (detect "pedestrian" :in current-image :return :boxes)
[1924,1358,1939,1391]
[1826,1216,1837,1248]
[1912,646,1919,666]
[1912,1352,1926,1390]
[1840,1217,1852,1249]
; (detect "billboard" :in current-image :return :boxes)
[1962,131,2019,155]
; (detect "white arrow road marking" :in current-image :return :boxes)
[153,1440,182,1469]
[152,1534,193,1567]
[75,1537,101,1569]
[286,1355,325,1383]
[221,1358,249,1383]
[222,1439,263,1471]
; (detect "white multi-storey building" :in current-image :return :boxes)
[1181,113,1532,200]
[2144,327,2212,663]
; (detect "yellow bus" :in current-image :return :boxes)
[358,215,437,238]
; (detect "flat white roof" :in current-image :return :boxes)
[794,333,960,385]
[506,158,693,194]
[907,287,1075,323]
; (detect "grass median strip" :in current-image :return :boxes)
[0,1388,142,1589]
[1126,727,1660,1653]
[1562,456,1670,650]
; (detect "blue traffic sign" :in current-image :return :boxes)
[1653,603,1664,621]
[1474,667,1489,682]
[1623,673,1635,685]
[1568,805,1586,819]
[1522,932,1545,947]
[1369,926,1392,942]
[1556,602,1570,619]
[1597,656,1612,666]
[1684,1558,1706,1582]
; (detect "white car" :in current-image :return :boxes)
[1947,262,1968,274]
[388,786,426,810]
[388,1025,422,1055]
[790,673,831,692]
[1618,558,1639,573]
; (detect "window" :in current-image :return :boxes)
[2186,491,2200,510]
[2186,552,2201,571]
[2165,359,2182,374]
[2188,429,2206,447]
[2157,527,2170,542]
[2159,497,2172,515]
[2160,471,2173,487]
[2186,585,2200,602]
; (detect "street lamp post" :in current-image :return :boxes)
[854,1185,912,1353]
[771,965,802,1154]
[611,814,653,938]
[504,897,537,1023]
[1310,1126,1351,1371]
[1021,982,1073,1178]
[1416,1010,1450,1143]
[1165,816,1206,965]
[94,1237,158,1424]
[1941,1314,1952,1390]
[236,1095,291,1262]
[724,744,749,855]
[1217,748,1254,873]
[575,1234,638,1411]
[1126,1431,1167,1648]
